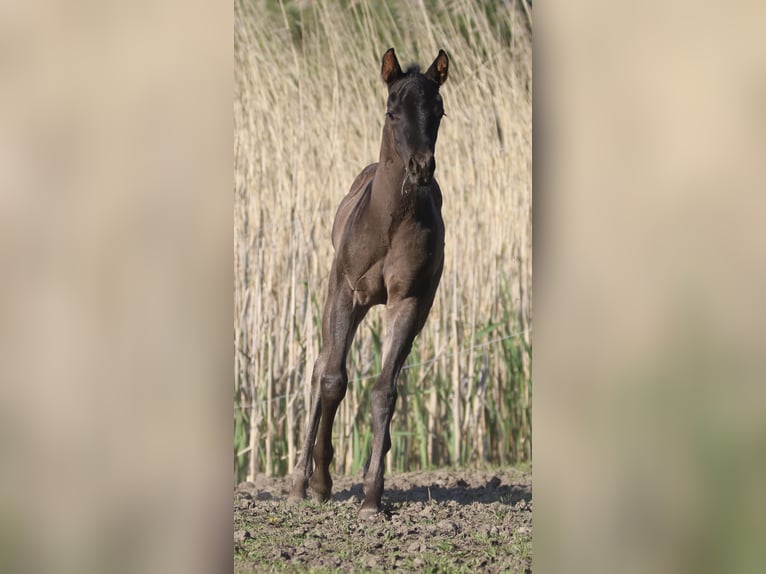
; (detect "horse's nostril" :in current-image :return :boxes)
[408,155,435,184]
[419,156,435,184]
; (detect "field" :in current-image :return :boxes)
[234,0,531,485]
[235,465,531,573]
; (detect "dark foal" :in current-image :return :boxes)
[289,48,449,518]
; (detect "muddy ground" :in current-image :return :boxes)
[234,466,531,573]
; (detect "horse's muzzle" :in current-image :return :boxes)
[407,153,436,186]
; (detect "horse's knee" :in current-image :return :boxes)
[320,372,347,404]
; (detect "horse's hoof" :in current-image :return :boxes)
[287,493,304,505]
[288,476,307,503]
[358,501,381,519]
[287,484,307,504]
[308,474,332,502]
[309,488,331,503]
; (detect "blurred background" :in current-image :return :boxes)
[1,1,232,573]
[234,0,533,482]
[4,1,766,573]
[534,1,766,572]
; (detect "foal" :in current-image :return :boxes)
[290,48,449,517]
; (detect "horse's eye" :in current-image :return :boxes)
[386,111,397,121]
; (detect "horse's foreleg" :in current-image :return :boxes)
[307,280,367,502]
[360,296,424,518]
[288,356,324,501]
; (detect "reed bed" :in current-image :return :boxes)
[234,0,532,482]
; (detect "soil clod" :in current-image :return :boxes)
[235,467,531,573]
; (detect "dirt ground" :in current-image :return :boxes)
[234,466,531,573]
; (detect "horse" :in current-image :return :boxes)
[289,47,449,518]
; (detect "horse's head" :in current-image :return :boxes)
[381,48,449,187]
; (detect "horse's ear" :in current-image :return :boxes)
[381,48,403,84]
[425,49,449,86]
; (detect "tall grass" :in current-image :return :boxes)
[234,0,532,483]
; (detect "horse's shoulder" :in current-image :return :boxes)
[331,163,378,248]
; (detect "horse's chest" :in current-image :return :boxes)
[338,190,443,305]
[383,200,444,299]
[389,192,443,255]
[385,216,442,282]
[388,218,437,260]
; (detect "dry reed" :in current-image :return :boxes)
[234,0,532,481]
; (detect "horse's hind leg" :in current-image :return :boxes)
[360,295,430,517]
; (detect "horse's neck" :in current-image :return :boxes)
[371,127,407,214]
